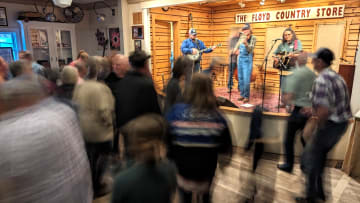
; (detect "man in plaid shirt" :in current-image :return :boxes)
[296,48,352,202]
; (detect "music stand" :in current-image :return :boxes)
[261,40,279,110]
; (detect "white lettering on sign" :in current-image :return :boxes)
[235,5,345,24]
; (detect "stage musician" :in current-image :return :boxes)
[227,27,241,93]
[181,28,216,74]
[273,28,303,70]
[274,28,303,108]
[232,23,256,103]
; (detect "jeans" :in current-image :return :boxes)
[301,120,348,200]
[228,62,237,90]
[283,106,308,168]
[238,56,253,99]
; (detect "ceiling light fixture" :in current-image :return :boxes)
[278,0,286,3]
[260,0,265,6]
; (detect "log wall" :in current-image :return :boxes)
[149,0,360,92]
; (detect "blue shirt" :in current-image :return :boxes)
[181,38,212,60]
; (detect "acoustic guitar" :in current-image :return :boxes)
[273,51,301,70]
[186,43,222,61]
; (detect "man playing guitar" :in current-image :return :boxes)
[181,28,216,74]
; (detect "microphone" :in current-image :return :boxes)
[272,38,282,41]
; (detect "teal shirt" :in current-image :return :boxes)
[111,160,177,203]
[274,40,303,55]
[282,66,316,107]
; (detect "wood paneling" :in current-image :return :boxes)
[133,12,142,25]
[150,0,360,93]
[150,5,214,91]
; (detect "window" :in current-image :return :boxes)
[0,32,19,61]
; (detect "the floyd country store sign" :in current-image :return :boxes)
[236,5,345,23]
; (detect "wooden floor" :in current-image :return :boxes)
[94,150,360,203]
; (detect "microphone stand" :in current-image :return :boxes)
[261,40,278,110]
[277,59,286,112]
[229,54,235,101]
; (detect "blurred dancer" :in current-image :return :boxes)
[19,50,46,76]
[56,66,79,100]
[0,75,93,202]
[296,48,352,202]
[233,23,256,103]
[105,54,130,94]
[278,52,316,173]
[113,50,161,154]
[74,61,88,84]
[164,56,192,114]
[69,50,89,66]
[73,58,115,197]
[9,60,32,77]
[166,73,233,203]
[112,114,177,203]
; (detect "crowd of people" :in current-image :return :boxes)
[0,41,352,203]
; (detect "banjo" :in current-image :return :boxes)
[186,43,222,61]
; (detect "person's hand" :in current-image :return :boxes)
[273,57,279,64]
[235,50,239,55]
[211,45,217,50]
[192,48,198,55]
[243,40,248,46]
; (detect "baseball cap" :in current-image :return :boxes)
[242,23,251,30]
[309,48,334,66]
[189,28,197,36]
[129,50,151,69]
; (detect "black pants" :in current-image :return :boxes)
[85,141,112,193]
[283,106,308,168]
[301,120,348,200]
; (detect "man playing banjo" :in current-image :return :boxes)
[181,28,217,75]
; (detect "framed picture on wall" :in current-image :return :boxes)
[0,7,8,26]
[108,27,121,51]
[132,26,144,39]
[134,40,141,51]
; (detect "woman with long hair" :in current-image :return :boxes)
[273,27,303,69]
[111,114,177,203]
[166,73,233,203]
[164,56,193,114]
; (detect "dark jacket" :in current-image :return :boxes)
[113,70,161,128]
[55,84,76,100]
[105,72,122,96]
